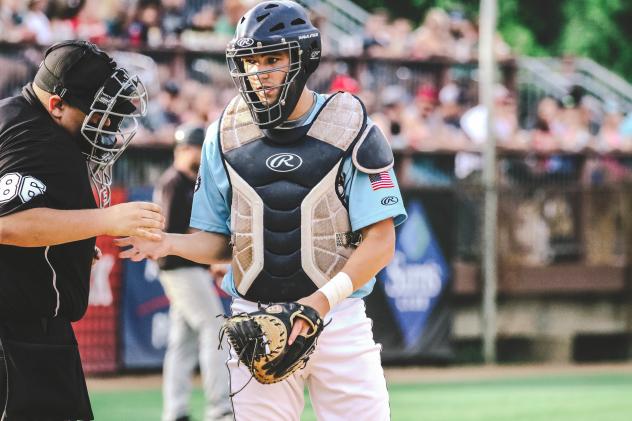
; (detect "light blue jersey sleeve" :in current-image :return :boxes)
[190,120,232,235]
[340,130,407,298]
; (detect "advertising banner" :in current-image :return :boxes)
[367,190,455,363]
[120,187,170,369]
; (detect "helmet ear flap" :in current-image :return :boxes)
[304,39,321,74]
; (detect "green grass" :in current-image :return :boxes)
[90,372,632,421]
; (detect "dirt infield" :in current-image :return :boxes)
[86,362,632,391]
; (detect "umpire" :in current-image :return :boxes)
[154,125,232,421]
[0,41,163,420]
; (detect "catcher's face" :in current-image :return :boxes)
[241,51,290,105]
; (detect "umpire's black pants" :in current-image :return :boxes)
[0,317,93,421]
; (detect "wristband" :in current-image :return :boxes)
[318,272,354,309]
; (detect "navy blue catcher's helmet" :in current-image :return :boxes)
[226,0,322,129]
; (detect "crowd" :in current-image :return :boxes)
[2,1,632,170]
[1,1,510,57]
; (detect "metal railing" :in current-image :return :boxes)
[296,0,370,53]
[517,56,632,116]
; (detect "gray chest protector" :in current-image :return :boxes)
[220,92,393,303]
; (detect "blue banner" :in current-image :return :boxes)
[121,187,170,368]
[378,199,450,349]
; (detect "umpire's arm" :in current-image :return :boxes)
[0,203,164,247]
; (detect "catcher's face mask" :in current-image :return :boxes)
[227,43,302,128]
[80,68,148,207]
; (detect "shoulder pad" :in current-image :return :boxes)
[352,124,394,174]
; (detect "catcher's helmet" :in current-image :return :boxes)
[226,0,322,129]
[35,40,148,207]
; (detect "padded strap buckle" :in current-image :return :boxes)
[335,231,362,248]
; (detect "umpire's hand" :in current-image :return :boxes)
[102,201,164,241]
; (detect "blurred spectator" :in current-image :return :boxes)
[361,9,390,57]
[328,73,361,95]
[402,83,442,150]
[370,85,409,150]
[384,17,413,58]
[447,9,477,62]
[0,0,27,43]
[579,94,602,136]
[411,8,455,59]
[71,0,110,43]
[162,0,187,45]
[557,95,591,151]
[437,82,463,129]
[460,84,520,147]
[128,0,162,47]
[23,0,53,45]
[595,100,629,152]
[214,0,250,37]
[531,96,564,151]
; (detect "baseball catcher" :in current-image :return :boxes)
[117,1,407,420]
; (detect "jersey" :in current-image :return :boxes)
[191,93,407,299]
[0,84,97,322]
[154,166,207,271]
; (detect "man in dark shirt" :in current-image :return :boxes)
[0,40,163,420]
[154,124,232,421]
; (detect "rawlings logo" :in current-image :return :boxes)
[236,38,255,47]
[381,196,399,206]
[265,153,303,173]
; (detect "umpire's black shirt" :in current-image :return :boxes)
[155,166,207,271]
[0,84,96,322]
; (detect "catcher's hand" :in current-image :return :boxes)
[220,302,324,384]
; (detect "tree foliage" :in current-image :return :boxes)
[354,0,632,80]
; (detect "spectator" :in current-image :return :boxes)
[72,0,110,44]
[370,84,409,150]
[595,100,628,152]
[23,0,52,45]
[162,0,188,45]
[411,8,455,59]
[214,0,250,37]
[531,96,564,151]
[384,17,413,58]
[128,0,163,46]
[557,95,591,151]
[328,73,361,95]
[361,10,390,57]
[448,9,477,62]
[460,84,520,147]
[438,82,463,129]
[402,83,443,150]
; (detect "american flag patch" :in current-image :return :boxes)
[369,172,394,190]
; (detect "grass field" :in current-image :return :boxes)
[89,367,632,420]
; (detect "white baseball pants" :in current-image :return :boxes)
[227,297,390,421]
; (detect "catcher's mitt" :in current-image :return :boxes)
[220,302,324,385]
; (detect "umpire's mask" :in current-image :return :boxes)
[35,40,148,207]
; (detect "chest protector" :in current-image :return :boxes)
[220,92,366,302]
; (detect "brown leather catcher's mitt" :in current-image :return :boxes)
[220,302,324,384]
